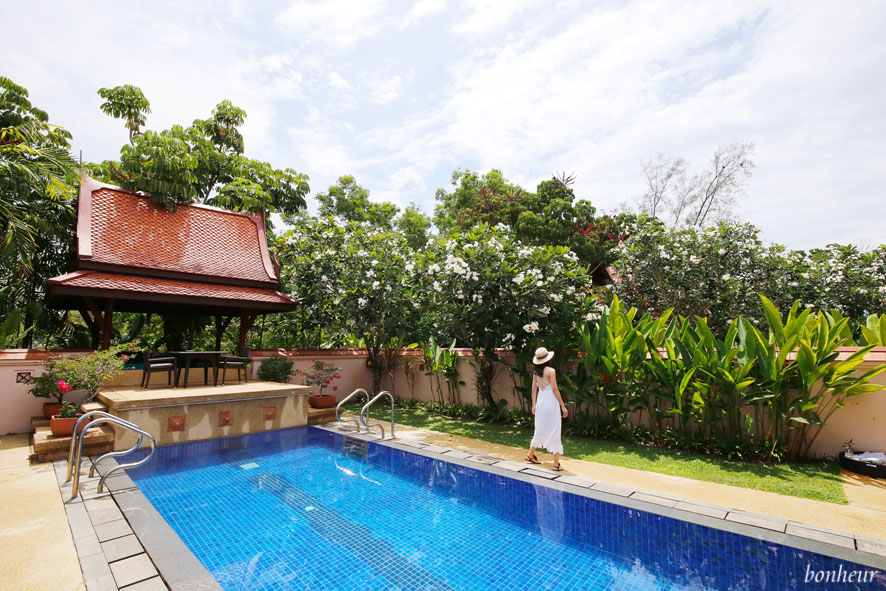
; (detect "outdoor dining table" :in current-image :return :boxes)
[168,351,226,388]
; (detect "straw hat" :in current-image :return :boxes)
[533,347,554,365]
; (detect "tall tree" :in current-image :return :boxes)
[434,169,625,282]
[92,85,309,218]
[0,77,79,347]
[397,204,431,250]
[97,84,151,144]
[637,141,755,227]
[316,175,399,228]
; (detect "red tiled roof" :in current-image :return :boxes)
[48,270,296,310]
[77,178,277,284]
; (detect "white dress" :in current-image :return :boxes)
[530,376,563,454]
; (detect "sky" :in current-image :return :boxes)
[4,0,885,250]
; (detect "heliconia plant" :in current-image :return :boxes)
[568,295,886,461]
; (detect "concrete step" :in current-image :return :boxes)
[31,424,115,463]
[31,415,50,429]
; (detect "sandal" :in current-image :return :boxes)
[552,463,564,472]
[525,455,541,464]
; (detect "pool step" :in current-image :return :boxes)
[30,419,115,463]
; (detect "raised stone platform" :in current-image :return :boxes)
[98,381,311,450]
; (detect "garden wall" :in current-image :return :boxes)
[2,348,884,458]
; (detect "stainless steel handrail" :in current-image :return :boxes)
[66,411,139,482]
[360,391,395,440]
[335,388,369,432]
[66,411,156,500]
[89,433,144,478]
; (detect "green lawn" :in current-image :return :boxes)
[354,405,847,504]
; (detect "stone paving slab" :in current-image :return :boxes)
[102,534,146,563]
[725,510,788,532]
[555,474,597,488]
[590,481,634,497]
[120,577,169,591]
[95,520,136,543]
[630,491,679,507]
[109,554,158,588]
[785,524,856,549]
[465,455,496,465]
[521,467,559,479]
[856,537,886,558]
[674,500,729,520]
[493,460,527,472]
[440,449,471,459]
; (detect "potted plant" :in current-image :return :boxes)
[50,401,88,437]
[30,362,74,418]
[31,342,138,416]
[297,360,342,408]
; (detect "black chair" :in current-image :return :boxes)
[141,351,177,389]
[220,347,250,385]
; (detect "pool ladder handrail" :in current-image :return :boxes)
[65,411,156,500]
[335,388,370,432]
[360,390,395,440]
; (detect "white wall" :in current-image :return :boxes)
[3,347,885,458]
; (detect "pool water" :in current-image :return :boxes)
[127,427,883,590]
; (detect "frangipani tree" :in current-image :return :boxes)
[417,224,592,407]
[279,217,421,392]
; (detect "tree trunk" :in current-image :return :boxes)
[473,348,499,408]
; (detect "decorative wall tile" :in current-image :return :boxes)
[218,411,233,427]
[167,416,185,432]
[16,371,33,383]
[263,406,276,421]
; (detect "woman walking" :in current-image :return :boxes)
[525,346,568,471]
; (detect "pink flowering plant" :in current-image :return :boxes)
[295,360,342,395]
[30,341,140,403]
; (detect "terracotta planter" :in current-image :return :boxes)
[308,394,337,409]
[50,415,89,437]
[43,402,63,419]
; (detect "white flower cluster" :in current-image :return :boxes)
[523,321,539,333]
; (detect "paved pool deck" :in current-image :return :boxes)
[1,434,85,591]
[1,423,885,589]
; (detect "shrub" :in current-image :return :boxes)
[257,356,294,383]
[295,360,341,394]
[31,342,138,403]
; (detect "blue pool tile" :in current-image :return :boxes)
[126,427,885,590]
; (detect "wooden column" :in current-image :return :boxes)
[84,297,115,350]
[237,310,259,354]
[214,315,234,351]
[79,308,100,350]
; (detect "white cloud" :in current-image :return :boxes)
[3,1,885,249]
[274,0,387,50]
[327,72,351,90]
[399,0,447,28]
[369,75,403,105]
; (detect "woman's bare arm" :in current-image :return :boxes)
[546,367,568,417]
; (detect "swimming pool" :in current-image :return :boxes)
[125,426,883,590]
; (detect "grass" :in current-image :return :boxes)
[354,404,847,504]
